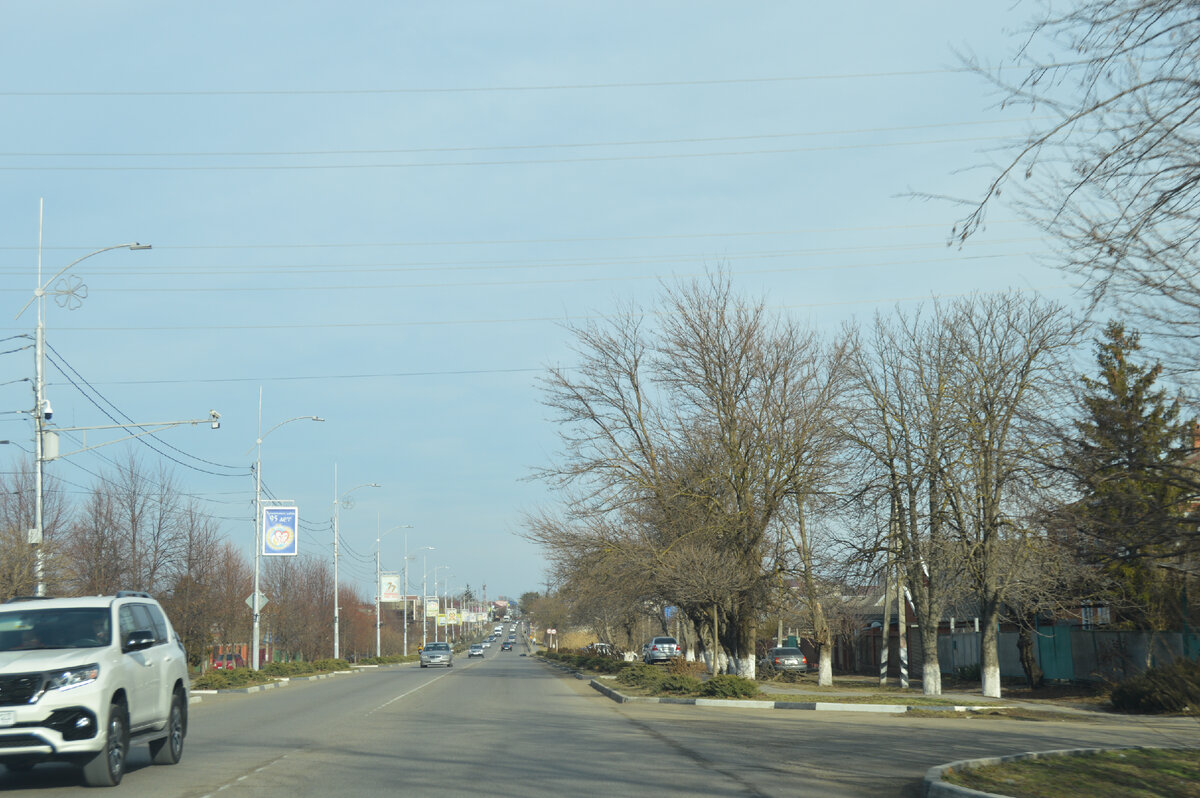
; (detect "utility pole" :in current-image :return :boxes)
[897,552,909,689]
[879,505,895,686]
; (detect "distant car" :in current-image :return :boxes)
[643,636,681,664]
[759,647,808,673]
[211,652,245,670]
[419,641,453,668]
[500,641,513,651]
[468,644,484,658]
[482,640,491,648]
[586,642,617,657]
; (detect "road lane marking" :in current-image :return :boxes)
[368,667,458,714]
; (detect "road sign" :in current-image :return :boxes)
[245,592,269,609]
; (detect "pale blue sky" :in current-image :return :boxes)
[0,3,1076,602]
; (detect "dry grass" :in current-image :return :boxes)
[944,748,1200,797]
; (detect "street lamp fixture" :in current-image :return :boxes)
[332,468,379,660]
[251,389,323,670]
[374,524,412,657]
[13,218,152,597]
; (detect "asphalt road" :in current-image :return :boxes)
[3,648,1197,797]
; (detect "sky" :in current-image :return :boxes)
[0,3,1079,604]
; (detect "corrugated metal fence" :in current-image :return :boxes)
[937,626,1200,682]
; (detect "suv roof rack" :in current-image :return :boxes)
[114,591,153,599]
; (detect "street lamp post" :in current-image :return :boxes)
[14,213,151,596]
[374,523,411,657]
[431,565,448,643]
[422,554,430,649]
[252,390,323,670]
[332,466,379,659]
[404,541,434,657]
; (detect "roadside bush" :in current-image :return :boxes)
[616,664,667,691]
[192,668,265,690]
[954,664,981,682]
[666,658,707,678]
[1110,658,1200,714]
[699,674,759,699]
[310,658,352,672]
[260,661,307,677]
[658,674,702,695]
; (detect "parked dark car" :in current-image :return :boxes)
[759,646,808,673]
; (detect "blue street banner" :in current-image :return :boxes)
[262,506,299,556]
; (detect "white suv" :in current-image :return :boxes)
[0,592,189,786]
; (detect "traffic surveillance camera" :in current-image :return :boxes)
[41,400,52,421]
[209,409,221,430]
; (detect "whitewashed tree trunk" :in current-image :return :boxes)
[818,647,832,686]
[922,660,941,696]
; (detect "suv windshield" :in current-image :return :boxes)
[0,607,112,651]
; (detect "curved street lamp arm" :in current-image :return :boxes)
[15,243,151,320]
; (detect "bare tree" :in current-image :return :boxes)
[0,461,69,598]
[159,501,226,666]
[262,554,333,662]
[959,0,1200,375]
[844,304,971,695]
[533,273,842,677]
[939,293,1081,697]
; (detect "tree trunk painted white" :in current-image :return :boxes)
[980,600,1003,698]
[919,624,942,695]
[818,646,832,686]
[922,659,941,696]
[981,662,1001,698]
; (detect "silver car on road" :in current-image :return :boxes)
[420,641,453,668]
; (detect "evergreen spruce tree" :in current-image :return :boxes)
[1066,322,1196,629]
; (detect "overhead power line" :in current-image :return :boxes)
[0,134,1007,172]
[0,66,1025,98]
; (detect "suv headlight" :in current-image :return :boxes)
[46,664,100,692]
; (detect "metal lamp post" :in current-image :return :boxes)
[332,467,379,659]
[13,214,151,597]
[404,542,434,656]
[252,390,323,670]
[374,524,411,657]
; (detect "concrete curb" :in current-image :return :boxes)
[581,672,994,715]
[922,745,1200,797]
[189,665,370,698]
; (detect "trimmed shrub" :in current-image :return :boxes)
[658,674,702,695]
[617,664,667,690]
[699,674,760,699]
[1110,658,1200,714]
[666,658,707,678]
[192,667,266,690]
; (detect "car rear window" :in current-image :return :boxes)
[654,637,677,645]
[774,648,803,656]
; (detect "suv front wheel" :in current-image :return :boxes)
[82,700,128,787]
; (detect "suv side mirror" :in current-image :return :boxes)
[123,629,155,652]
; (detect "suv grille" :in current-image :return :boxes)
[0,673,44,706]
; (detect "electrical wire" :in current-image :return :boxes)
[43,344,249,478]
[0,65,1027,97]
